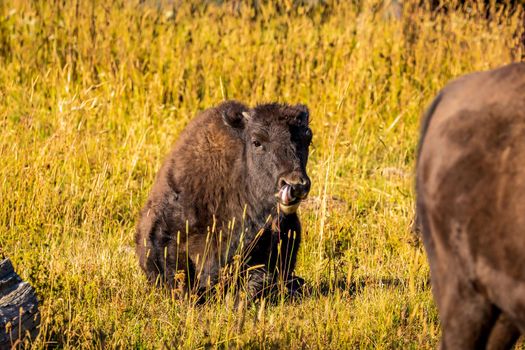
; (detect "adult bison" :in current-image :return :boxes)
[416,62,525,349]
[135,101,312,300]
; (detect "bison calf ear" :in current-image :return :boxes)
[220,101,251,130]
[294,104,310,125]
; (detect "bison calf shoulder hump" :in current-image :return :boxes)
[417,62,525,349]
[135,101,312,299]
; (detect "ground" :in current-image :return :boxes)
[0,0,523,348]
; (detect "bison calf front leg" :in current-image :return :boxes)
[247,214,304,299]
[272,213,303,293]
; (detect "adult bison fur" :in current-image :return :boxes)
[416,62,525,349]
[135,101,312,300]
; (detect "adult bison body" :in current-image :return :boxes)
[135,101,312,300]
[416,62,525,349]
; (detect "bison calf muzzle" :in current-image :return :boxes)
[277,172,310,215]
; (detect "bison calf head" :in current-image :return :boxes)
[222,102,312,215]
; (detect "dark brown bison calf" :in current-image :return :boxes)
[416,62,525,349]
[135,101,312,300]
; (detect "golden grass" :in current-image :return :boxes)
[0,0,523,348]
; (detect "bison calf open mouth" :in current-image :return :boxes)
[277,184,301,215]
[277,183,309,215]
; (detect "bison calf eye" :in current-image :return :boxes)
[252,140,262,148]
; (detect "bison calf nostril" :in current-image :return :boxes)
[278,174,310,199]
[290,184,310,199]
[299,177,310,189]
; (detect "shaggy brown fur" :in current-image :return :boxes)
[135,101,312,300]
[416,62,525,349]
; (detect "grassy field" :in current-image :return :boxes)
[0,0,523,348]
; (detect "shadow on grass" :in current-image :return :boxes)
[299,275,428,300]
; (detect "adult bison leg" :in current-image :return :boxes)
[424,240,499,349]
[421,230,497,347]
[486,313,520,350]
[438,279,499,349]
[418,201,499,349]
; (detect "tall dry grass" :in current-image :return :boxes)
[0,0,523,348]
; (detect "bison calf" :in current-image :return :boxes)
[416,63,525,349]
[135,101,312,300]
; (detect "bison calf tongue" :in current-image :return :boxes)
[279,184,296,205]
[277,185,301,215]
